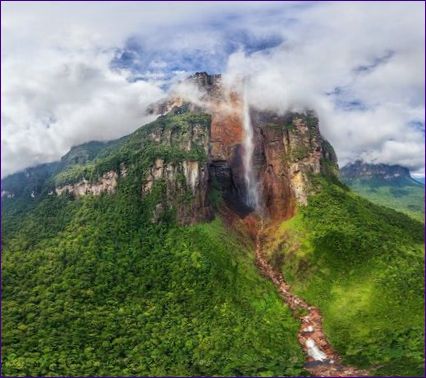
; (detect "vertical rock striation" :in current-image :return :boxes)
[147,72,339,223]
[140,109,213,225]
[250,110,338,218]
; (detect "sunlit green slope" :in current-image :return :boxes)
[264,179,424,376]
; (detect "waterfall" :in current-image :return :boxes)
[242,81,260,211]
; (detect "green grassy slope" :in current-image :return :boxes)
[266,180,424,376]
[344,179,424,222]
[2,111,304,376]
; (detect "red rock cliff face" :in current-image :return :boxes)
[183,73,252,215]
[250,110,338,220]
[210,94,244,160]
[150,72,338,224]
[209,93,251,215]
[251,111,296,221]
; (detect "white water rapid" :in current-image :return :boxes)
[242,82,260,211]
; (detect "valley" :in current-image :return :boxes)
[255,218,370,377]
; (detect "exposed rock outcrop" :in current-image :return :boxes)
[141,111,212,224]
[1,190,15,199]
[55,170,119,197]
[188,71,223,100]
[147,72,223,116]
[142,158,211,224]
[208,94,250,215]
[243,109,338,218]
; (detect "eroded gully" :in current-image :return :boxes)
[254,220,370,377]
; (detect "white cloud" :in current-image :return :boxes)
[1,47,164,176]
[224,1,425,174]
[1,1,292,177]
[1,2,172,177]
[1,1,425,177]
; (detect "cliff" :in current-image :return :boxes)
[165,73,338,221]
[150,72,338,220]
[1,72,339,225]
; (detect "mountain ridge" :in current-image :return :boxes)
[340,160,422,186]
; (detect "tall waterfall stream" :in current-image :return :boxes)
[242,83,260,211]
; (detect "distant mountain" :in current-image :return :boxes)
[340,160,424,221]
[340,160,419,184]
[414,177,425,185]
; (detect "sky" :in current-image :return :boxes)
[1,1,425,178]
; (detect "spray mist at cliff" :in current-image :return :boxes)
[242,80,260,211]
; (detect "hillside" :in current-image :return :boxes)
[2,73,424,377]
[340,161,424,222]
[262,179,424,376]
[2,109,306,376]
[2,204,305,376]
